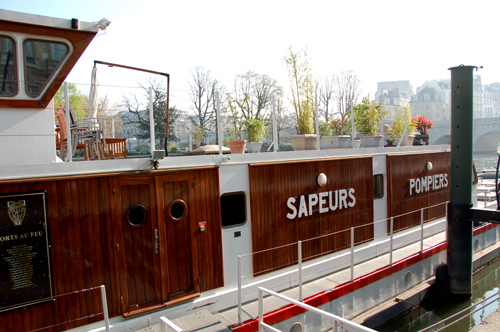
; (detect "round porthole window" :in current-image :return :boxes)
[125,204,148,226]
[168,199,188,222]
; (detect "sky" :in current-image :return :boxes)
[2,0,500,114]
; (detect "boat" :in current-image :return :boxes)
[0,9,498,332]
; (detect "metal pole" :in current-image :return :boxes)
[404,106,408,146]
[447,65,476,297]
[390,217,394,265]
[100,285,110,332]
[351,104,356,149]
[238,255,242,325]
[315,95,320,150]
[149,86,155,155]
[64,82,72,162]
[272,97,278,152]
[421,208,424,252]
[380,104,384,147]
[258,288,264,332]
[298,241,303,301]
[216,91,222,156]
[351,227,354,282]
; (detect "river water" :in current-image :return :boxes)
[473,151,499,171]
[377,256,500,332]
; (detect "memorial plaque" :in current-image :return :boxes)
[0,191,53,312]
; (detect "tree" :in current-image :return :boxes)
[317,76,334,121]
[332,70,361,121]
[188,67,225,132]
[54,82,87,118]
[231,71,282,120]
[121,78,179,149]
[284,46,315,135]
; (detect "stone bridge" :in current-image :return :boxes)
[429,117,500,152]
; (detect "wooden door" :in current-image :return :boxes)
[156,174,199,302]
[113,177,162,314]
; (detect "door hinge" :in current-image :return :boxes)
[113,188,115,196]
[193,180,195,188]
[120,295,123,306]
[116,243,119,251]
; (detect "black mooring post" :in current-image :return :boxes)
[447,65,476,297]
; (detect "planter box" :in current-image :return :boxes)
[247,142,263,153]
[347,139,361,148]
[289,134,317,151]
[413,134,430,146]
[321,135,350,149]
[228,140,247,154]
[394,135,415,146]
[360,135,383,148]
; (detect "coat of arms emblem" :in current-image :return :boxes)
[7,200,26,226]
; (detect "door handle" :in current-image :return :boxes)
[154,228,159,254]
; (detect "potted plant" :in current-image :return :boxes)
[353,97,385,148]
[386,136,395,147]
[391,106,416,146]
[321,117,350,149]
[245,118,266,153]
[225,96,246,153]
[190,126,206,149]
[284,46,317,151]
[411,115,433,145]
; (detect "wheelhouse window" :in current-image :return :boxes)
[0,36,17,96]
[24,39,69,97]
[220,192,247,228]
[374,174,384,199]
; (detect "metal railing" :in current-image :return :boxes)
[257,287,376,332]
[160,316,184,332]
[28,285,110,332]
[237,202,449,325]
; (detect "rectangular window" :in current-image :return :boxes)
[0,36,17,96]
[374,174,384,199]
[220,192,247,228]
[24,39,69,97]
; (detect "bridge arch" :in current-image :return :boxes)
[474,131,500,152]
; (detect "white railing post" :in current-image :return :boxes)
[100,285,110,332]
[272,97,278,152]
[485,192,487,207]
[420,208,424,252]
[315,95,320,150]
[216,91,222,156]
[64,82,72,162]
[390,217,394,266]
[351,105,356,149]
[258,288,264,332]
[351,227,354,282]
[298,241,303,301]
[238,255,242,325]
[149,86,155,155]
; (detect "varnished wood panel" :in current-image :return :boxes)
[0,167,223,331]
[386,152,450,233]
[249,157,374,276]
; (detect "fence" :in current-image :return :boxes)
[26,285,109,332]
[257,287,376,332]
[237,202,449,325]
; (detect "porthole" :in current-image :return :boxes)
[404,271,412,286]
[168,199,188,222]
[125,204,148,226]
